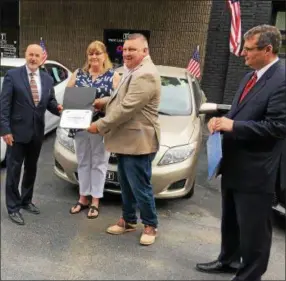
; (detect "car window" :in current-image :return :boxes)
[192,78,203,114]
[0,66,17,78]
[159,76,192,116]
[0,66,17,90]
[43,63,68,86]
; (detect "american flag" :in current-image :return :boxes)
[186,46,200,78]
[40,37,48,63]
[227,0,242,56]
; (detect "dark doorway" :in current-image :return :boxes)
[104,29,150,67]
[0,0,19,58]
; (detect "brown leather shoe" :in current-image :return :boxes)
[106,218,137,235]
[140,225,158,245]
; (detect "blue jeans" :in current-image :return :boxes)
[117,153,158,228]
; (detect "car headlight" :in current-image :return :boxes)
[56,128,75,153]
[158,142,197,166]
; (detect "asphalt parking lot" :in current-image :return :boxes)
[1,131,285,280]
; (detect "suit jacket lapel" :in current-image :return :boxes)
[110,56,153,102]
[231,61,280,118]
[21,66,35,107]
[231,77,266,118]
[39,70,45,104]
[110,71,132,101]
[236,77,266,110]
[228,73,251,119]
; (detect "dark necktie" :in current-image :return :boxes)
[239,72,257,103]
[29,72,39,106]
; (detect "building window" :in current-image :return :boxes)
[273,0,285,59]
[275,11,286,58]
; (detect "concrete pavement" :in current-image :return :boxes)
[1,132,285,280]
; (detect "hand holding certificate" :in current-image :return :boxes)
[59,87,97,129]
[59,109,93,129]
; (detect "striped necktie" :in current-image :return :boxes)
[29,72,39,106]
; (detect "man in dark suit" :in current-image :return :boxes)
[0,44,63,225]
[280,141,286,196]
[196,25,286,281]
[275,139,286,208]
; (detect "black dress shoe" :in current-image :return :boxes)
[22,203,40,214]
[231,275,261,281]
[196,260,238,274]
[9,212,25,225]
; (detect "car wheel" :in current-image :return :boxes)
[183,181,195,199]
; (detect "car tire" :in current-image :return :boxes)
[183,181,195,199]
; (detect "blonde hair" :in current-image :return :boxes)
[82,40,113,72]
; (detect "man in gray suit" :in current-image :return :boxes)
[87,33,161,245]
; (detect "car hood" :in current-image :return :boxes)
[159,115,195,147]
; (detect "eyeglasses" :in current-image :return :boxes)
[242,46,265,52]
[88,52,104,56]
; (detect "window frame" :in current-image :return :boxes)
[272,2,286,59]
[42,63,69,86]
[188,73,203,116]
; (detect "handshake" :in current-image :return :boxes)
[207,117,234,134]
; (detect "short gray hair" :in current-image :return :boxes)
[126,33,149,48]
[244,24,282,54]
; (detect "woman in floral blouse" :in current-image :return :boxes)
[67,40,120,219]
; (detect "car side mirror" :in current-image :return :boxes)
[199,103,231,114]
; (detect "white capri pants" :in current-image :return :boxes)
[74,131,110,198]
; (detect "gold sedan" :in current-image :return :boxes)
[54,65,210,199]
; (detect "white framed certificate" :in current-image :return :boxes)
[59,109,93,129]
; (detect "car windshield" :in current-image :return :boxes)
[159,76,192,116]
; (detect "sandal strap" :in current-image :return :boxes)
[75,202,86,208]
[89,205,99,213]
[70,202,89,214]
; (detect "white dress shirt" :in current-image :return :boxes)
[256,57,279,81]
[26,65,42,101]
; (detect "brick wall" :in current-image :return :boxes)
[201,0,273,104]
[20,0,212,72]
[200,0,231,103]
